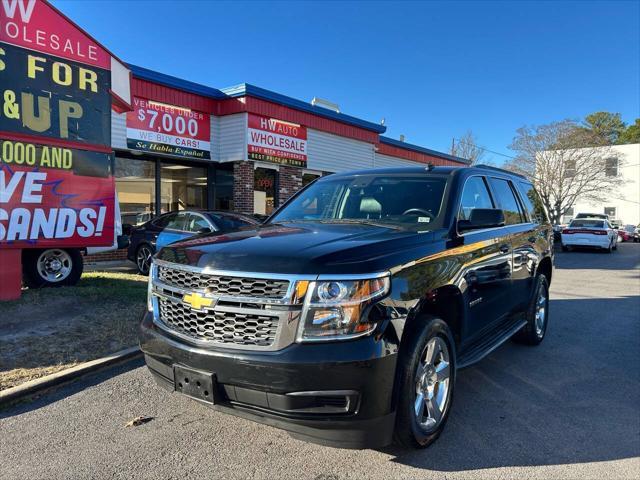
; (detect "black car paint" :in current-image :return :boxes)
[127,211,258,266]
[140,166,553,448]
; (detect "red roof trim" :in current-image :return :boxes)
[217,97,379,144]
[377,142,466,166]
[131,78,216,113]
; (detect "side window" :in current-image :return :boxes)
[152,213,177,228]
[516,182,548,223]
[185,214,213,233]
[164,212,188,231]
[488,178,524,225]
[458,176,494,221]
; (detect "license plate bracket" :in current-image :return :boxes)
[173,365,218,405]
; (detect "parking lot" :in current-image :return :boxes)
[1,244,639,480]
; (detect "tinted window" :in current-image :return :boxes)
[152,213,177,228]
[458,176,494,221]
[164,212,188,230]
[488,178,524,225]
[185,214,212,233]
[516,182,548,223]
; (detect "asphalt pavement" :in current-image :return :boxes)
[2,244,639,480]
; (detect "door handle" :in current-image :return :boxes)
[499,244,510,254]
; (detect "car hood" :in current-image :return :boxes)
[155,222,440,275]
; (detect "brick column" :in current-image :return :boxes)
[233,161,254,214]
[278,165,303,206]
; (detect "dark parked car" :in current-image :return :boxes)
[128,210,258,274]
[140,165,553,449]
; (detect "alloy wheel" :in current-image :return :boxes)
[414,336,451,432]
[137,246,153,274]
[535,285,548,336]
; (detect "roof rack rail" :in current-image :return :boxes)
[473,164,527,179]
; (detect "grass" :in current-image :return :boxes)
[0,272,147,391]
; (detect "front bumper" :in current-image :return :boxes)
[139,312,398,449]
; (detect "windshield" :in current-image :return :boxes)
[270,174,447,229]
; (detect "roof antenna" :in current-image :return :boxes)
[426,163,435,171]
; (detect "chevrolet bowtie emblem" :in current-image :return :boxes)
[182,293,214,310]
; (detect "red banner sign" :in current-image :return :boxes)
[0,0,111,69]
[248,114,307,167]
[126,97,211,159]
[0,141,115,248]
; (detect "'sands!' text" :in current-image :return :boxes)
[0,0,116,249]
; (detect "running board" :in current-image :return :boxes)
[457,318,527,369]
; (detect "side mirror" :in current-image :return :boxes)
[197,227,212,234]
[458,208,505,232]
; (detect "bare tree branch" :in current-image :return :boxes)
[450,131,486,165]
[504,120,624,224]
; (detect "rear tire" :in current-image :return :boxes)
[135,244,154,275]
[394,317,456,449]
[23,248,83,288]
[513,275,549,345]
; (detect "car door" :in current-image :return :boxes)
[512,181,552,309]
[457,175,514,343]
[156,212,189,248]
[487,177,532,313]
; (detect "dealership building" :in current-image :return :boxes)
[110,66,468,231]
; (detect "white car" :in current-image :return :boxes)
[561,218,617,252]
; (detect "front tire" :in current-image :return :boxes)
[23,248,83,288]
[394,317,456,449]
[513,275,549,345]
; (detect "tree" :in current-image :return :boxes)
[562,111,627,147]
[504,120,621,224]
[617,118,640,145]
[450,130,485,165]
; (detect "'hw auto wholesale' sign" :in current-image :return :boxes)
[126,96,212,159]
[0,0,129,248]
[248,114,307,167]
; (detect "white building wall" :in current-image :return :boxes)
[111,111,127,150]
[373,152,423,168]
[217,113,247,162]
[569,144,640,225]
[306,129,375,172]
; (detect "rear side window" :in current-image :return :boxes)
[458,176,494,221]
[488,178,524,225]
[516,182,548,223]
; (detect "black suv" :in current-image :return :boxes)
[140,165,553,449]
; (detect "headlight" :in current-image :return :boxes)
[297,276,390,341]
[147,263,157,312]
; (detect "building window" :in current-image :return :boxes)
[564,160,576,178]
[605,157,618,177]
[302,170,321,187]
[160,162,207,214]
[114,157,156,227]
[254,167,278,215]
[562,206,574,224]
[213,165,234,211]
[604,207,617,218]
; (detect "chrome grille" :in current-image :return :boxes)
[158,298,279,346]
[158,266,289,299]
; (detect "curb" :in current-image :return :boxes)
[0,346,142,408]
